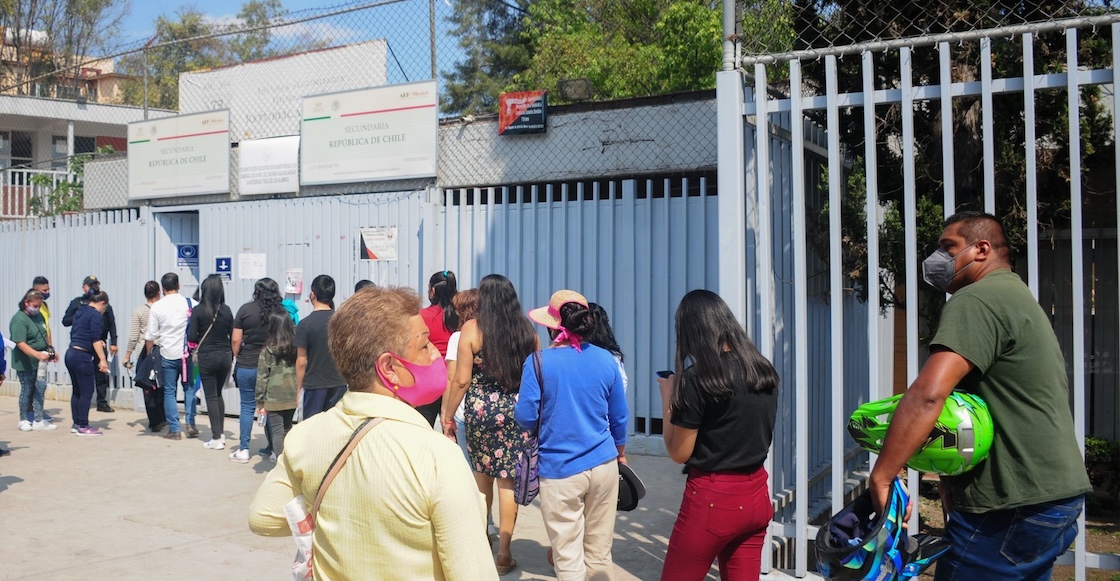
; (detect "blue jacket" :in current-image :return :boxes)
[515,344,628,480]
[0,330,7,375]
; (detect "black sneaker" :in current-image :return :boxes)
[97,404,115,413]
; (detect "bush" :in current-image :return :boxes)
[1085,436,1120,500]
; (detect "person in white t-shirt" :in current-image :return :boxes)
[145,273,199,440]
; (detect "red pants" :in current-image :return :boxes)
[661,466,772,581]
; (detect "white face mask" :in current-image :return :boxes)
[922,243,976,293]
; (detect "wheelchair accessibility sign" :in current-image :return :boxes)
[177,244,199,267]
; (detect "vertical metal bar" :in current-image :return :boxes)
[826,55,845,517]
[1024,33,1039,300]
[1066,27,1087,581]
[716,71,749,325]
[755,63,774,360]
[430,0,437,79]
[863,51,881,401]
[901,46,921,531]
[940,42,955,216]
[790,59,809,577]
[754,61,775,575]
[142,47,150,120]
[981,37,996,213]
[722,0,736,71]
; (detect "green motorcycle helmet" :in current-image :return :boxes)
[848,391,994,475]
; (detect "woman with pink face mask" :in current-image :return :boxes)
[249,286,498,580]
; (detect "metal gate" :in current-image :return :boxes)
[719,15,1120,580]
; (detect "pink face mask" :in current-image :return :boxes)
[377,353,448,408]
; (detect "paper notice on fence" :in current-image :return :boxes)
[359,227,397,261]
[239,253,267,280]
[285,268,304,294]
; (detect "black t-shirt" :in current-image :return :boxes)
[294,309,345,389]
[234,301,269,369]
[188,304,234,356]
[670,356,778,473]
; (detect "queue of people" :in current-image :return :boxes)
[10,213,1087,581]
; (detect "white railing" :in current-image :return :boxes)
[0,168,76,219]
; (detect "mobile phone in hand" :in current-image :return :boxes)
[656,370,674,379]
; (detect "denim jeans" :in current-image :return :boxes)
[17,369,46,422]
[161,357,199,433]
[934,495,1083,581]
[64,349,96,428]
[235,367,258,451]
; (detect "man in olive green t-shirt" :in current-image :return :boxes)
[869,211,1090,580]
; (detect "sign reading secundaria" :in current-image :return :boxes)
[128,110,231,200]
[300,80,438,186]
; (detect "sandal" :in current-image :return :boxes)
[495,555,518,576]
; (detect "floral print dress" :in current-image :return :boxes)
[464,353,528,478]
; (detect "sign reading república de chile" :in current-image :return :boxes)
[300,80,438,186]
[128,110,231,199]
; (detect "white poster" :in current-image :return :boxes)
[285,268,304,295]
[238,136,299,196]
[358,227,398,261]
[128,110,231,199]
[179,40,388,140]
[238,253,267,280]
[300,80,438,185]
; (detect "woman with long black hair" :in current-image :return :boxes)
[658,289,779,581]
[189,274,234,447]
[418,270,458,426]
[585,302,628,393]
[442,274,536,575]
[230,278,284,462]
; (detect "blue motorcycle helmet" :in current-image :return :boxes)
[816,478,949,580]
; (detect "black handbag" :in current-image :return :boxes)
[134,345,161,392]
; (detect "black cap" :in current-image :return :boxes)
[83,275,99,287]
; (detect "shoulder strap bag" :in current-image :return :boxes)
[191,309,220,366]
[514,352,545,506]
[284,416,385,580]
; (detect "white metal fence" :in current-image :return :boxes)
[721,14,1120,579]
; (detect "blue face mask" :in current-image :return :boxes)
[40,292,50,300]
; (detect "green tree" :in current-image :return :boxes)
[227,0,286,62]
[441,0,532,115]
[117,7,230,110]
[793,0,1114,323]
[28,144,114,216]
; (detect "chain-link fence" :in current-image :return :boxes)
[738,0,1120,65]
[0,0,729,213]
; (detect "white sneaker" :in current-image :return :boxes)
[203,438,226,450]
[228,448,249,463]
[18,420,32,431]
[269,452,277,462]
[31,420,57,431]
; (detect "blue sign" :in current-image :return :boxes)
[177,244,199,268]
[215,256,232,281]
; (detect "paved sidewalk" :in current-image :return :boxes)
[0,392,704,580]
[0,391,816,580]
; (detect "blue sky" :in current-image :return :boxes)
[122,1,326,43]
[118,1,462,84]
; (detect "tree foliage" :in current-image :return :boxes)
[441,0,531,116]
[0,0,128,94]
[28,144,114,216]
[794,0,1115,324]
[117,1,289,111]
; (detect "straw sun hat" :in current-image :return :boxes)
[528,290,588,329]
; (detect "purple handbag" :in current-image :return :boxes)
[514,351,544,506]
